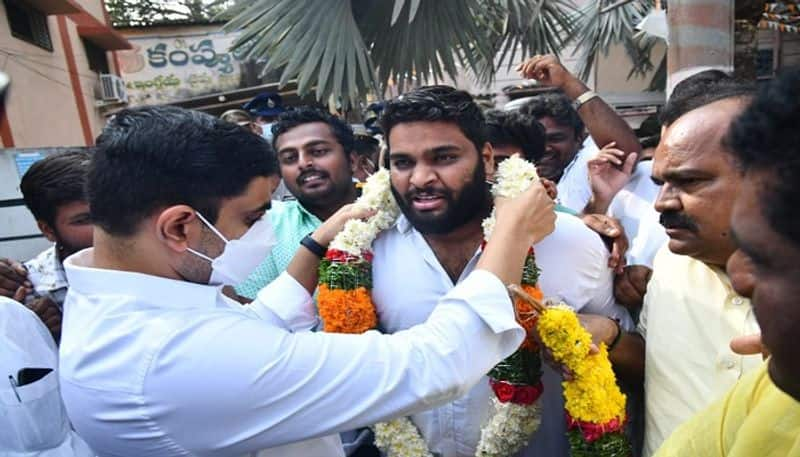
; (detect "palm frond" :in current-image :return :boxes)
[569,0,653,82]
[356,0,495,93]
[471,0,579,83]
[223,0,378,109]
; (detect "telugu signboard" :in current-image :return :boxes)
[117,31,245,106]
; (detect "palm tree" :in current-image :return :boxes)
[220,0,664,108]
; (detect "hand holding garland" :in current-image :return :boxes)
[289,204,375,293]
[478,180,556,285]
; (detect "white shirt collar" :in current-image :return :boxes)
[64,248,220,310]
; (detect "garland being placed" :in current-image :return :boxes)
[536,305,631,457]
[476,155,544,457]
[316,169,431,457]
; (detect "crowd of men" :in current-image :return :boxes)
[1,56,799,457]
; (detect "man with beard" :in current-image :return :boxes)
[235,107,359,299]
[0,150,93,343]
[583,73,763,457]
[371,86,632,457]
[653,67,800,457]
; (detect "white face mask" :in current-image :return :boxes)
[187,212,277,286]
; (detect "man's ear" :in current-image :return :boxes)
[37,220,57,243]
[482,142,496,181]
[155,205,199,253]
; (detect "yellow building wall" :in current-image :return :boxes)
[0,0,111,147]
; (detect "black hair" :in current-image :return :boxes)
[484,109,546,163]
[726,66,800,244]
[270,106,354,154]
[660,70,756,126]
[353,137,380,158]
[90,106,277,237]
[20,149,91,227]
[380,85,488,158]
[518,92,584,139]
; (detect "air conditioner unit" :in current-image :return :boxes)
[98,74,128,104]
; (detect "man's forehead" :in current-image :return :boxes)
[276,122,336,149]
[653,105,740,171]
[388,121,472,152]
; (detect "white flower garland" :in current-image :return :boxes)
[476,155,543,456]
[476,400,543,457]
[374,418,434,457]
[329,169,399,257]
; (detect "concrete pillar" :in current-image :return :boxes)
[666,0,735,95]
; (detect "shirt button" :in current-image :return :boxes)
[732,297,745,305]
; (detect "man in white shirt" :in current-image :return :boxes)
[59,105,557,456]
[516,55,642,213]
[375,85,632,457]
[0,296,94,456]
[0,150,94,343]
[584,141,668,311]
[582,72,763,456]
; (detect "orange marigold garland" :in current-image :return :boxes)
[316,170,431,457]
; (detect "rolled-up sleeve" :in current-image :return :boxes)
[145,268,524,455]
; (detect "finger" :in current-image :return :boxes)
[608,245,621,271]
[599,148,627,158]
[10,260,28,277]
[622,152,638,175]
[13,286,28,302]
[589,342,599,355]
[562,368,575,381]
[730,334,765,356]
[601,141,617,149]
[0,261,29,285]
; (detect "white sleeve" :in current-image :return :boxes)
[145,269,524,455]
[246,271,318,331]
[535,212,634,330]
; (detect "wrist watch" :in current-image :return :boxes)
[573,90,599,111]
[300,233,327,258]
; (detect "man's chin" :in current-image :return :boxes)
[768,357,800,402]
[666,238,701,257]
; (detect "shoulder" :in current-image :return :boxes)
[0,296,53,347]
[537,212,605,254]
[23,245,56,271]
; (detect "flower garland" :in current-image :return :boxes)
[537,304,631,457]
[476,155,544,457]
[316,169,430,457]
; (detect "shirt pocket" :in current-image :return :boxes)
[0,370,69,452]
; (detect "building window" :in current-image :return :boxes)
[3,0,53,52]
[82,39,109,74]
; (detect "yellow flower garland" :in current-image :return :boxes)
[537,305,626,424]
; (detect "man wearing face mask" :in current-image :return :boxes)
[58,106,558,456]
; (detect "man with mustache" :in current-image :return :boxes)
[371,85,632,457]
[652,66,800,457]
[585,72,763,457]
[235,107,359,300]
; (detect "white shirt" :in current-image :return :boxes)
[24,246,70,308]
[0,297,94,456]
[59,249,524,457]
[606,160,668,268]
[556,136,598,213]
[372,212,633,457]
[638,247,761,456]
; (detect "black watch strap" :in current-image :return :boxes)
[300,234,327,258]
